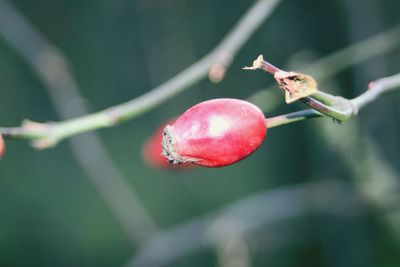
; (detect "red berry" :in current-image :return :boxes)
[0,135,5,159]
[143,119,194,169]
[162,98,267,167]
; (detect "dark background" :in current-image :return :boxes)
[0,0,400,266]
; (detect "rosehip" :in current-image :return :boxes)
[143,119,194,169]
[0,135,5,158]
[162,98,267,167]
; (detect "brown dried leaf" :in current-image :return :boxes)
[274,70,318,103]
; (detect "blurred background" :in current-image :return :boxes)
[0,0,400,266]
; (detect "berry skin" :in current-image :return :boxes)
[0,135,5,159]
[143,119,194,169]
[162,98,267,167]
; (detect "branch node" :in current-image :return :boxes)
[208,63,227,83]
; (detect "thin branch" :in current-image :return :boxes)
[266,109,322,128]
[351,73,400,109]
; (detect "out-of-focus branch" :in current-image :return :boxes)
[351,73,400,109]
[123,180,363,267]
[0,0,281,149]
[302,25,400,80]
[0,0,158,246]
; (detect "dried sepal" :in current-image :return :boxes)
[274,70,318,103]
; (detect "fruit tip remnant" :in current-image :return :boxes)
[243,55,264,70]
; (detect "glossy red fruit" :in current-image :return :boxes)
[143,119,194,169]
[0,135,5,159]
[162,98,267,167]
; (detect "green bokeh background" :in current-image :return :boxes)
[0,0,400,266]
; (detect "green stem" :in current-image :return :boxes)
[267,109,322,128]
[265,72,400,128]
[299,96,354,122]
